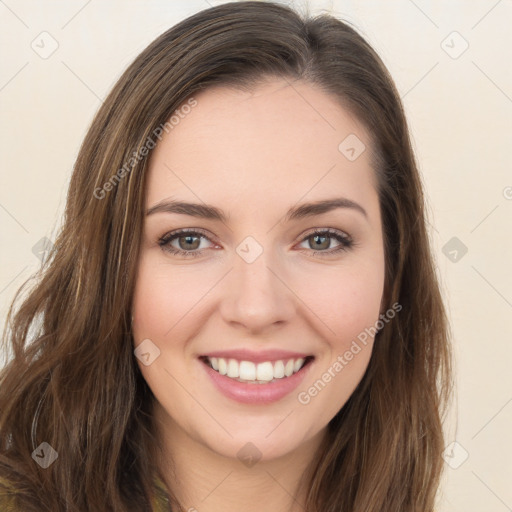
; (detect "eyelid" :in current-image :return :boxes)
[158,227,218,247]
[297,227,352,243]
[162,227,213,238]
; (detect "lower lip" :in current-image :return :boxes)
[200,358,314,404]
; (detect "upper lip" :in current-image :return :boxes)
[199,349,314,364]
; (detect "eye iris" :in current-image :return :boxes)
[179,235,200,251]
[311,234,329,250]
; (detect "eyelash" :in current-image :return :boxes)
[157,228,354,259]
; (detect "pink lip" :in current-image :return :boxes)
[199,357,314,404]
[199,349,312,364]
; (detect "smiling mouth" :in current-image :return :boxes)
[199,355,314,384]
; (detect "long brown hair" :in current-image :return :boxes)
[0,2,453,510]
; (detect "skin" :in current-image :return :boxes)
[131,78,385,512]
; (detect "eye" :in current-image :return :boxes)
[158,228,216,258]
[296,228,353,257]
[158,227,354,258]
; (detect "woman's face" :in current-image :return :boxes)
[132,78,385,462]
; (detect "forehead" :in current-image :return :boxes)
[145,79,379,223]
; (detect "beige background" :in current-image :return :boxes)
[1,0,511,509]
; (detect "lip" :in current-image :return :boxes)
[199,356,314,404]
[199,349,312,364]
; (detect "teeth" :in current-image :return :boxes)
[239,360,256,380]
[227,359,239,378]
[256,361,274,381]
[285,359,294,377]
[205,356,308,383]
[273,360,285,378]
[218,358,227,375]
[293,359,304,372]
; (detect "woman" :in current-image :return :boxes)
[0,1,453,510]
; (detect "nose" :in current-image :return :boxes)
[219,248,296,334]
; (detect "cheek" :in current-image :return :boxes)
[296,269,381,421]
[131,254,204,340]
[130,257,200,413]
[298,263,384,347]
[298,263,383,416]
[132,262,172,340]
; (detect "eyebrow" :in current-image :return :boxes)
[146,197,368,222]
